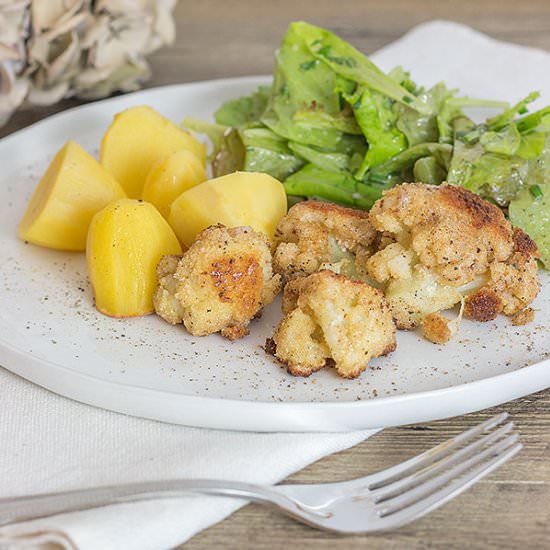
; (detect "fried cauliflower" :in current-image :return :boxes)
[153,224,281,340]
[367,183,540,340]
[273,200,377,282]
[464,227,540,321]
[268,270,396,379]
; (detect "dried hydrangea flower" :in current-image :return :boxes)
[0,0,177,125]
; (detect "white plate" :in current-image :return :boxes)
[2,26,550,431]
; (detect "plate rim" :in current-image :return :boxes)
[0,75,271,147]
[2,77,549,431]
[2,333,550,410]
[2,334,549,431]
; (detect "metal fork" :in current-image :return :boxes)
[0,413,521,532]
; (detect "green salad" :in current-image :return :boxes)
[184,21,550,267]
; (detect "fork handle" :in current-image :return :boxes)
[0,479,294,526]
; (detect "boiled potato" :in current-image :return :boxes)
[87,199,182,317]
[142,150,207,219]
[18,140,126,251]
[100,106,206,199]
[168,171,287,247]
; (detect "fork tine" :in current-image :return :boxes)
[374,442,522,530]
[367,413,509,491]
[372,421,515,503]
[377,432,520,517]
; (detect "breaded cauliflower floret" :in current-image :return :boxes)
[367,183,539,339]
[369,183,514,285]
[273,200,377,282]
[366,242,415,283]
[268,270,396,379]
[383,264,463,329]
[154,224,281,340]
[465,228,540,321]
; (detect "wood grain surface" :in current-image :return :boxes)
[3,1,550,548]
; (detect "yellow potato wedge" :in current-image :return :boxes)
[168,171,287,247]
[142,150,207,219]
[100,106,206,198]
[18,140,126,251]
[87,199,182,317]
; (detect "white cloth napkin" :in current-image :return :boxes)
[0,369,372,549]
[2,19,550,550]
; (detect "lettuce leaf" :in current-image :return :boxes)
[241,128,305,180]
[182,118,304,179]
[344,85,407,177]
[182,116,226,155]
[214,85,271,127]
[288,142,359,173]
[486,91,539,130]
[293,21,429,113]
[448,104,550,209]
[260,22,359,149]
[212,128,245,177]
[183,21,550,267]
[367,143,453,187]
[509,182,550,267]
[283,164,384,209]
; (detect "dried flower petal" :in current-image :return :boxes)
[31,0,83,34]
[27,79,68,104]
[0,62,28,123]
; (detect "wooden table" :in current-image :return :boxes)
[3,1,549,547]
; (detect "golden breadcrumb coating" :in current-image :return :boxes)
[367,183,539,336]
[269,270,396,379]
[511,307,535,326]
[465,228,540,321]
[273,200,377,282]
[422,313,453,344]
[154,254,186,325]
[369,183,514,285]
[154,224,281,340]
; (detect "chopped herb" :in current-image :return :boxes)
[530,184,543,199]
[330,56,356,68]
[401,78,417,94]
[402,96,413,104]
[300,59,318,71]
